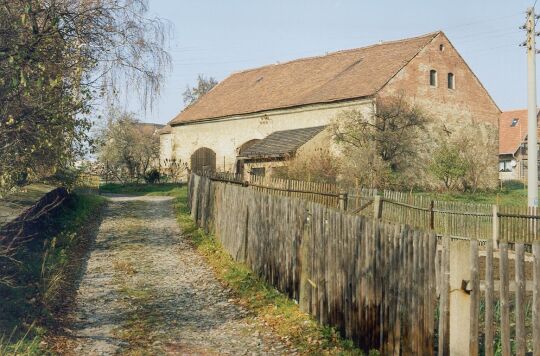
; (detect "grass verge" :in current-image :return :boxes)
[415,180,527,206]
[0,193,106,354]
[102,183,367,355]
[99,181,530,207]
[100,182,182,195]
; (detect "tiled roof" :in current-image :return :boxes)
[499,109,540,155]
[170,32,440,125]
[135,122,164,136]
[241,126,326,158]
[157,124,172,135]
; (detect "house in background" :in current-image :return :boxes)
[499,109,540,181]
[162,31,500,180]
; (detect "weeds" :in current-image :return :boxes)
[0,193,106,353]
[112,259,138,276]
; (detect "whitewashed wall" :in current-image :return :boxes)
[159,133,173,167]
[167,98,374,172]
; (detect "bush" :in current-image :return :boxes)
[143,169,160,184]
[45,167,81,191]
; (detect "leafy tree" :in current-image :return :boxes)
[430,144,469,191]
[182,74,218,106]
[0,0,170,195]
[97,112,160,184]
[430,122,498,192]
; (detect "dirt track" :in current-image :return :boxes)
[64,194,291,355]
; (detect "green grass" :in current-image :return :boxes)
[106,183,366,355]
[0,193,106,354]
[99,182,183,196]
[412,180,528,207]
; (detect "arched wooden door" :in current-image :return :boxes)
[191,147,216,174]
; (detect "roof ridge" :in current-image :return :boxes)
[268,125,327,134]
[229,31,441,76]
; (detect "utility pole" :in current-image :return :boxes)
[522,7,539,207]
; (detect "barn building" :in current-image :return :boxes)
[160,31,500,179]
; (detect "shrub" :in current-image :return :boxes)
[143,169,160,184]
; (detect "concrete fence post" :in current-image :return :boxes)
[449,240,472,356]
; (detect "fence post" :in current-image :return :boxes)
[373,195,383,219]
[339,191,348,211]
[449,239,472,356]
[299,210,312,313]
[492,205,499,249]
[429,200,435,230]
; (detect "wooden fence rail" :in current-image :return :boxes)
[197,172,540,244]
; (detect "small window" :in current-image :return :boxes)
[439,44,445,51]
[429,70,437,87]
[499,160,513,172]
[447,73,455,89]
[511,118,519,127]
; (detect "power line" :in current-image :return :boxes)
[441,12,522,32]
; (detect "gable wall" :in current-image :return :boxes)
[380,32,500,127]
[379,32,500,186]
[169,98,373,172]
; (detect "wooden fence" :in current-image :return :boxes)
[190,173,438,353]
[379,191,494,241]
[189,172,540,355]
[437,238,540,355]
[197,172,540,244]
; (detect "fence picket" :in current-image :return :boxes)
[499,242,511,356]
[484,239,494,356]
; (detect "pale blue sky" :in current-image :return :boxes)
[132,0,536,124]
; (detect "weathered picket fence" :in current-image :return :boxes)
[199,172,540,243]
[190,173,437,353]
[189,172,540,355]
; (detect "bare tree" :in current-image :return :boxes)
[274,149,341,184]
[332,95,430,189]
[182,74,218,106]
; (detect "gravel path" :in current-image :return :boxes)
[67,195,292,355]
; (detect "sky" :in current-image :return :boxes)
[130,0,537,125]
